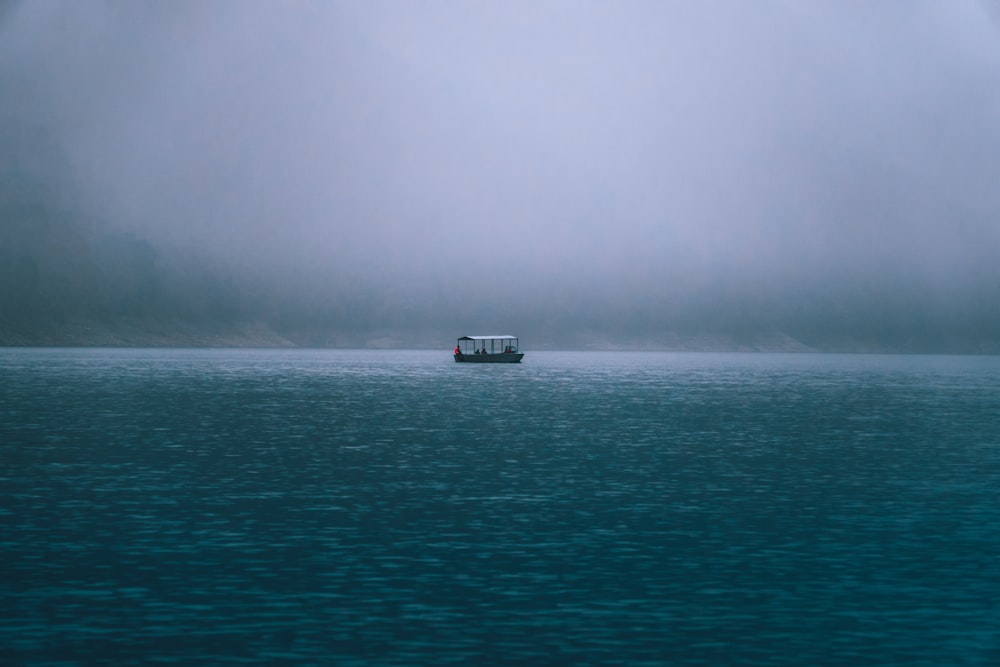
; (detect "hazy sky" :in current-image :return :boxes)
[3,1,1000,347]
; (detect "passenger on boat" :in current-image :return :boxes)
[454,345,460,355]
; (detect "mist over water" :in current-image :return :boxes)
[2,1,1000,350]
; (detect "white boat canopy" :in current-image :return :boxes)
[458,335,517,341]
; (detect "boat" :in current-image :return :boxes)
[454,335,524,363]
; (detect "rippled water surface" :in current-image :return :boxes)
[2,348,1000,665]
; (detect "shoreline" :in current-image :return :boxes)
[1,319,997,355]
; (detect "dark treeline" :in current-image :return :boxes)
[4,176,999,353]
[0,158,436,346]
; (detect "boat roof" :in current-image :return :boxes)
[458,335,517,341]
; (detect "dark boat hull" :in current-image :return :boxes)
[454,353,523,363]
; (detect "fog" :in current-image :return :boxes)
[2,1,1000,350]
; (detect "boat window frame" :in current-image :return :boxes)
[456,336,519,355]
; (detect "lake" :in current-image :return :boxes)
[2,348,999,665]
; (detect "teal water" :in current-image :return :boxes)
[2,348,999,665]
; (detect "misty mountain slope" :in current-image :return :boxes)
[2,1,999,351]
